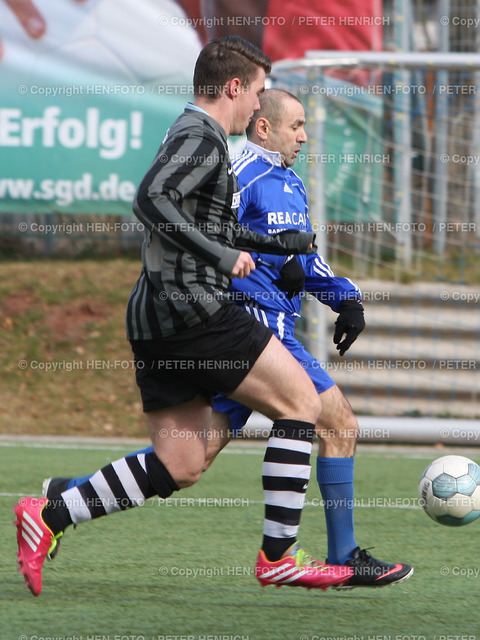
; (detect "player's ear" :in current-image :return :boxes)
[226,77,242,99]
[256,117,269,140]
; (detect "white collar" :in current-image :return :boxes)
[245,140,283,167]
[186,102,209,116]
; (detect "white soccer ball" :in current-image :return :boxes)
[418,455,480,526]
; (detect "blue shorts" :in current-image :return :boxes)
[212,306,335,434]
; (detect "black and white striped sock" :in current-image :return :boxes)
[42,451,179,534]
[262,419,315,561]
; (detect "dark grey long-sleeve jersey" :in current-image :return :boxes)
[126,105,315,340]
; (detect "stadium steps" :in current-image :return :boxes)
[326,280,480,418]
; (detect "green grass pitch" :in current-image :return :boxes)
[2,439,480,640]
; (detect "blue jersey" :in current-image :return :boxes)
[231,140,361,317]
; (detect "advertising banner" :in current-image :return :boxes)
[0,0,201,214]
[0,0,381,215]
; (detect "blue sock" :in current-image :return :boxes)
[66,446,154,489]
[316,457,358,565]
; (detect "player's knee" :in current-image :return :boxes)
[202,462,211,473]
[295,390,322,424]
[319,412,358,443]
[202,452,217,473]
[175,467,203,488]
[161,456,204,488]
[340,409,359,442]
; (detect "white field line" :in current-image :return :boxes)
[2,437,473,510]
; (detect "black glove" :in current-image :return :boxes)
[273,256,305,299]
[333,299,365,356]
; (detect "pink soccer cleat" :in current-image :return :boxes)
[14,497,62,596]
[255,541,352,590]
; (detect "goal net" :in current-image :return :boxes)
[271,51,480,419]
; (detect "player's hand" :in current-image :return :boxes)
[273,255,305,299]
[333,299,365,356]
[231,251,256,279]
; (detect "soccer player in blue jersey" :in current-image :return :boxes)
[42,88,413,589]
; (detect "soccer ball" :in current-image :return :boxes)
[418,455,480,526]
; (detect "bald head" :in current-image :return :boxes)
[246,88,307,167]
[246,89,301,138]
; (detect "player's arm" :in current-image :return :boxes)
[304,253,361,310]
[304,253,365,355]
[234,227,316,256]
[133,133,240,277]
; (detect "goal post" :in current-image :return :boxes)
[270,51,480,418]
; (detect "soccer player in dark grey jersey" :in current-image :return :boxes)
[15,37,351,595]
[126,88,318,338]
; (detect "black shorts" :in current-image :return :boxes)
[129,303,273,412]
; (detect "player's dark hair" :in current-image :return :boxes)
[246,89,301,137]
[193,36,271,100]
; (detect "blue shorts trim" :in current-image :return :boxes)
[212,307,335,435]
